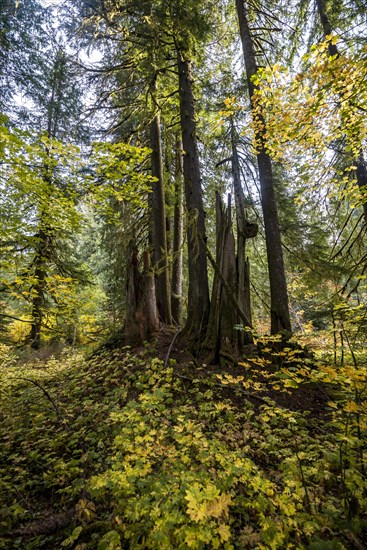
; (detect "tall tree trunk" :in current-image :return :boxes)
[231,124,254,345]
[125,243,160,344]
[29,229,49,349]
[203,194,240,365]
[177,51,210,343]
[171,133,184,324]
[150,113,172,324]
[356,153,367,224]
[315,0,338,56]
[316,0,367,226]
[235,0,291,334]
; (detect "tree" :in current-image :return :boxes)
[171,132,184,325]
[235,0,292,334]
[73,0,213,346]
[0,124,85,346]
[71,0,175,327]
[242,1,367,329]
[176,50,210,341]
[231,122,256,344]
[149,73,172,325]
[0,0,46,110]
[315,0,367,227]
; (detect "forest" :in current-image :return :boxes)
[1,0,367,547]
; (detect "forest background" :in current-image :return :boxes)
[0,0,366,353]
[1,0,367,548]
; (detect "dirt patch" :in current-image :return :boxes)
[138,327,331,420]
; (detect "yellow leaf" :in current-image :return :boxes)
[343,401,359,413]
[217,524,231,542]
[206,493,232,519]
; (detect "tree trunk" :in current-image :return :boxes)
[231,124,254,345]
[29,229,49,349]
[150,113,172,324]
[177,51,210,344]
[203,194,239,366]
[315,0,338,56]
[28,52,66,348]
[125,242,160,344]
[235,0,291,334]
[171,133,184,324]
[356,153,367,224]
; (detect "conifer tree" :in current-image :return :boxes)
[0,5,91,347]
[235,0,291,334]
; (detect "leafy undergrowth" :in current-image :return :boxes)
[0,334,366,549]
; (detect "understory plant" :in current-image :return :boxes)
[0,335,366,549]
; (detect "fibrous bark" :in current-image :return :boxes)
[177,51,210,343]
[231,124,255,345]
[235,0,291,334]
[150,113,172,324]
[171,133,184,324]
[203,194,243,366]
[125,243,159,344]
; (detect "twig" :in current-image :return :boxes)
[13,377,61,418]
[164,328,182,369]
[7,509,74,538]
[0,313,33,323]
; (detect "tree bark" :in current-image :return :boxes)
[315,0,338,56]
[235,0,291,334]
[203,194,241,365]
[29,229,49,349]
[177,51,210,343]
[150,113,172,324]
[231,124,254,345]
[125,243,160,344]
[171,133,184,324]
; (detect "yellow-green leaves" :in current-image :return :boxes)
[90,141,153,211]
[250,37,367,196]
[2,338,367,549]
[0,122,155,344]
[185,483,232,522]
[97,530,122,550]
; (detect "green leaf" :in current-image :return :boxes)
[97,530,122,550]
[61,526,83,547]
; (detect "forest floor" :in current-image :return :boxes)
[0,328,366,549]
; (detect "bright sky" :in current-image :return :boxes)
[40,0,63,5]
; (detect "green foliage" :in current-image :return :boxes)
[251,37,367,177]
[0,120,153,345]
[1,337,366,548]
[89,141,153,212]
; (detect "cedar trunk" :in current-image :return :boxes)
[177,52,210,342]
[125,243,160,344]
[203,194,239,365]
[235,0,291,334]
[150,113,172,324]
[231,124,253,345]
[171,133,184,324]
